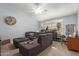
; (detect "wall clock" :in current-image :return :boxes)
[4,16,16,25]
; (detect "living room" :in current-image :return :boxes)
[0,3,79,56]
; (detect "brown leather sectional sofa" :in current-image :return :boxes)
[13,32,53,56]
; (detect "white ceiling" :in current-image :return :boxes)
[0,3,79,21]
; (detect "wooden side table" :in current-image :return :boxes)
[67,37,79,52]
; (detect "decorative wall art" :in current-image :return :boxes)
[4,16,16,25]
[56,22,62,32]
[66,24,75,36]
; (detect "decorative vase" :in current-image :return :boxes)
[0,36,1,41]
[75,30,78,37]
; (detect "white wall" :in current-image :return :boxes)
[0,4,39,41]
[63,14,77,34]
[78,10,79,34]
[40,13,77,35]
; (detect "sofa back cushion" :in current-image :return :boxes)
[38,33,53,50]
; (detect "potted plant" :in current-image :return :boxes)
[45,26,49,32]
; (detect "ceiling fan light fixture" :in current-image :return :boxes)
[33,6,44,14]
[32,3,46,14]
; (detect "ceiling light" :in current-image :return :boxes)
[32,3,46,14]
[33,6,44,14]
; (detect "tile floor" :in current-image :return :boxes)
[1,41,79,56]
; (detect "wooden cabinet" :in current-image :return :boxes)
[67,37,79,52]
